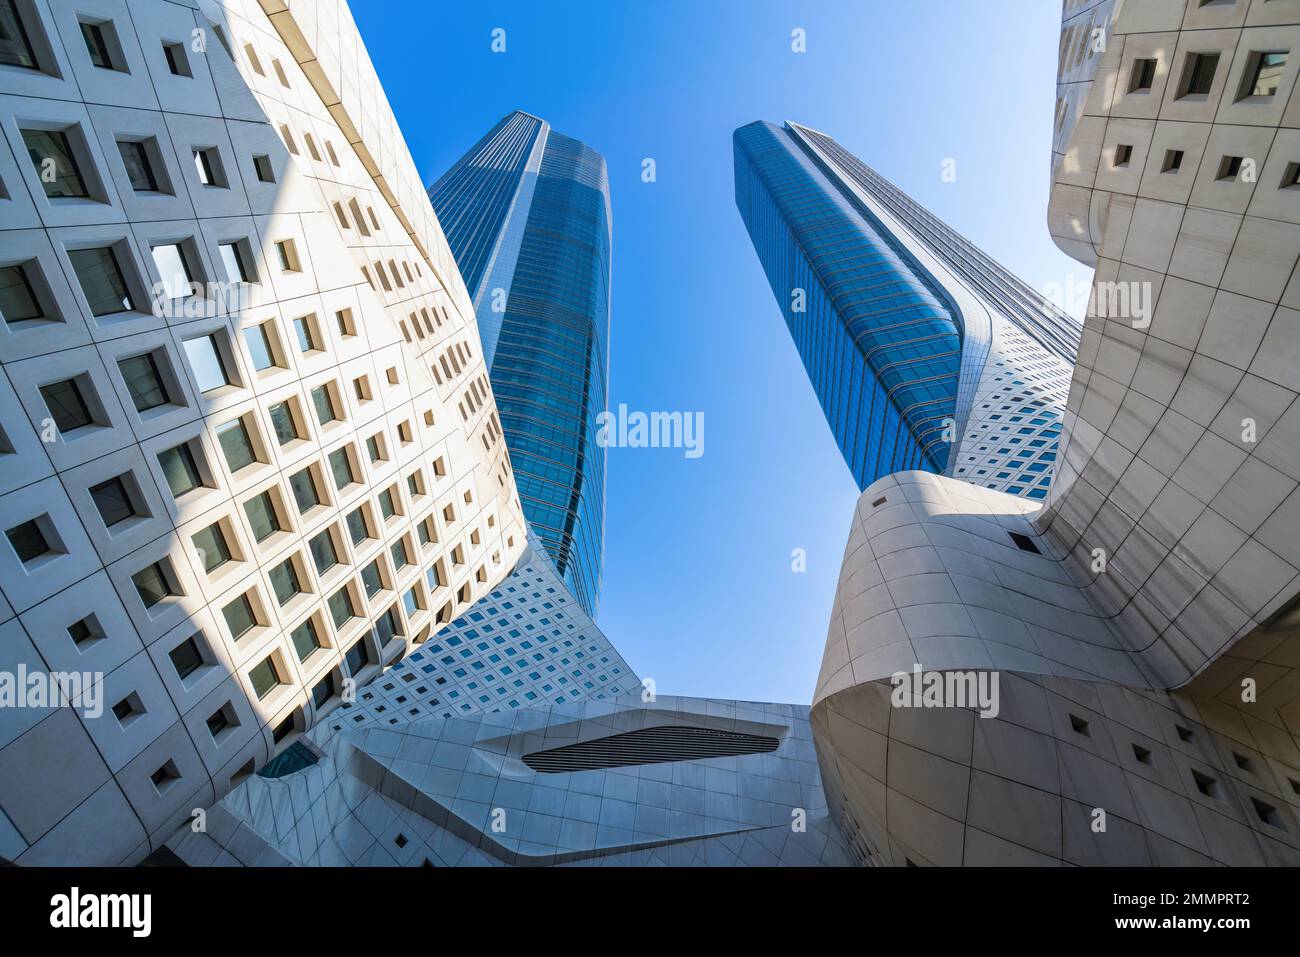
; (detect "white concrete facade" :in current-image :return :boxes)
[0,0,527,865]
[811,0,1300,866]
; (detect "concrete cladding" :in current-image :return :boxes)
[811,0,1300,866]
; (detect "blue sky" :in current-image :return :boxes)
[352,0,1092,704]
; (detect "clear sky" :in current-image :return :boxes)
[351,0,1093,705]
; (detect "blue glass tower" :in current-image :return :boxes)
[735,121,1077,499]
[429,112,610,616]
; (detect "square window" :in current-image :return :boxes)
[22,128,89,198]
[311,672,335,707]
[0,261,45,324]
[192,147,226,187]
[6,518,51,563]
[274,240,300,273]
[269,558,302,605]
[79,19,120,71]
[219,240,255,283]
[1113,144,1132,167]
[89,475,137,527]
[293,314,318,352]
[346,507,369,546]
[162,41,190,77]
[183,333,232,392]
[311,385,336,425]
[1217,155,1244,181]
[118,351,172,412]
[1281,161,1300,189]
[1180,52,1220,98]
[67,616,102,648]
[252,154,275,183]
[292,618,322,662]
[1162,149,1184,173]
[216,417,258,473]
[244,491,282,543]
[132,561,175,607]
[244,322,278,371]
[288,468,320,513]
[222,592,258,639]
[329,447,355,489]
[192,522,232,573]
[0,0,40,69]
[39,377,96,432]
[1242,50,1287,99]
[116,139,161,192]
[268,400,300,445]
[308,529,339,574]
[329,588,355,628]
[1129,57,1157,92]
[248,654,283,700]
[152,242,200,300]
[169,636,205,679]
[205,707,231,738]
[344,638,370,674]
[69,245,137,316]
[361,560,383,598]
[158,442,203,498]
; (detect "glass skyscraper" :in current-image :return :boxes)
[429,111,611,615]
[734,120,1077,500]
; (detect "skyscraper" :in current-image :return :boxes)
[734,120,1076,500]
[0,0,529,866]
[429,113,610,617]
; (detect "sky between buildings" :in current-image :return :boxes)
[351,0,1094,704]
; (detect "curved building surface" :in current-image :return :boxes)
[0,0,527,865]
[429,112,610,618]
[810,0,1300,866]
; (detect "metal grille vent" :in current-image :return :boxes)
[522,725,780,773]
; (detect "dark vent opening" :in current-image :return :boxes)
[522,725,780,773]
[1008,531,1040,554]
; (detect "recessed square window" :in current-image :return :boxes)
[162,40,190,76]
[288,467,321,514]
[222,591,258,640]
[243,322,279,372]
[67,616,102,649]
[312,672,336,707]
[1217,155,1244,181]
[118,351,173,412]
[1191,768,1221,799]
[267,400,300,446]
[39,377,97,433]
[150,760,180,793]
[1176,724,1195,742]
[218,240,255,284]
[346,507,370,546]
[1131,743,1153,766]
[1251,797,1284,829]
[216,417,258,473]
[1129,57,1157,93]
[1068,714,1090,736]
[22,128,90,199]
[132,560,176,608]
[6,517,53,563]
[1009,531,1040,554]
[329,447,355,489]
[311,385,337,425]
[1,0,41,70]
[205,705,234,739]
[1162,149,1184,173]
[192,147,227,188]
[248,654,283,700]
[116,139,164,193]
[274,239,300,273]
[89,475,139,527]
[1179,51,1220,98]
[344,637,370,674]
[292,618,323,662]
[1241,50,1287,99]
[252,154,275,183]
[79,18,123,71]
[329,587,356,629]
[192,521,232,573]
[0,261,46,324]
[269,557,303,605]
[244,490,283,543]
[182,333,233,393]
[157,441,204,498]
[69,244,138,317]
[293,314,319,352]
[168,635,206,680]
[308,529,339,574]
[1113,143,1133,167]
[112,693,144,725]
[1282,161,1300,189]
